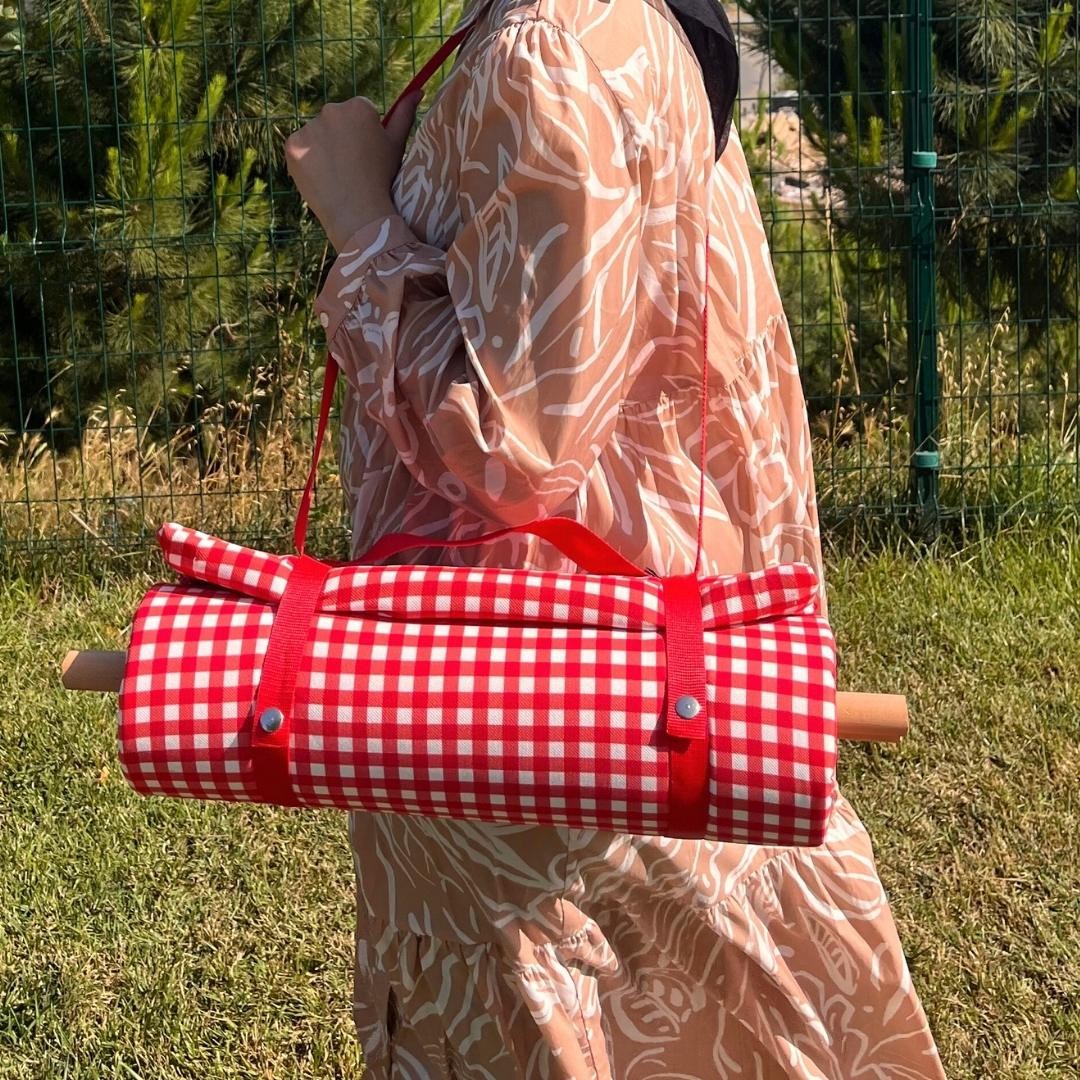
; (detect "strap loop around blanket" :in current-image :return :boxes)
[251,553,333,805]
[662,573,710,837]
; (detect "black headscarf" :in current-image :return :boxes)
[664,0,740,159]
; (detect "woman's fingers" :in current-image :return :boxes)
[283,95,407,249]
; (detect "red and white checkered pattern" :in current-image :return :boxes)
[116,523,837,845]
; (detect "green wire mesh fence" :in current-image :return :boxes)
[1,0,1077,571]
[740,0,1080,531]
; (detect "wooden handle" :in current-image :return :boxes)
[61,650,128,693]
[60,650,909,742]
[832,690,908,743]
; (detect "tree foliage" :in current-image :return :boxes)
[736,0,1080,345]
[0,0,458,457]
[738,99,904,428]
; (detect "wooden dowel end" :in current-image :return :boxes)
[59,650,910,742]
[61,649,127,693]
[835,690,909,743]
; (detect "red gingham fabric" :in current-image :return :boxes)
[116,523,838,845]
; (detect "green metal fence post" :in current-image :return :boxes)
[903,0,940,522]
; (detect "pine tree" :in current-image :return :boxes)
[735,0,1080,346]
[0,0,459,459]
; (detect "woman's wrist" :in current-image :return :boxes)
[325,200,398,252]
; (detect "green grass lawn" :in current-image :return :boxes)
[3,527,1079,1078]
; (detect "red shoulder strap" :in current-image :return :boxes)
[292,19,478,557]
[293,16,712,575]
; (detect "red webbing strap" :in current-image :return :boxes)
[293,357,339,555]
[674,214,710,827]
[294,356,648,574]
[250,554,333,806]
[694,231,709,576]
[293,16,481,557]
[289,12,718,840]
[662,573,709,837]
[355,516,648,576]
[293,12,714,575]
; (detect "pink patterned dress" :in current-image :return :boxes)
[312,0,946,1075]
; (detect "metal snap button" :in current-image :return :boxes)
[258,707,285,734]
[674,695,701,720]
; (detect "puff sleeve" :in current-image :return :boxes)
[313,20,643,527]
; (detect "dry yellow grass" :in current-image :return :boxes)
[0,373,343,556]
[1,307,1078,565]
[812,306,1080,517]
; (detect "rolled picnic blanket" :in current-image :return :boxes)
[109,520,840,846]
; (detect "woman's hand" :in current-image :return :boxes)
[285,91,423,251]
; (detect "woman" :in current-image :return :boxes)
[285,0,946,1075]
